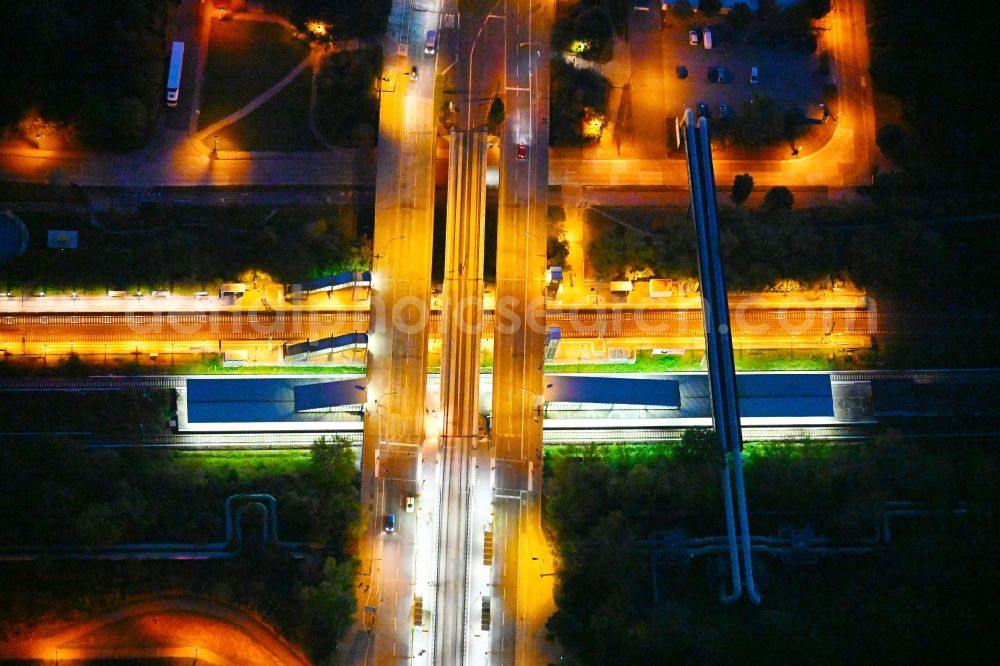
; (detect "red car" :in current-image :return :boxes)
[516,143,528,160]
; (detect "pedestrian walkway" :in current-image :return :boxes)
[0,8,361,187]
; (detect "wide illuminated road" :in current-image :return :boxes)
[490,0,554,664]
[358,0,442,663]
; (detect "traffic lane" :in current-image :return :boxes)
[491,0,550,465]
[493,97,546,463]
[830,0,877,180]
[368,67,436,447]
[375,476,414,662]
[458,2,506,131]
[363,9,437,661]
[491,495,522,666]
[520,501,559,666]
[493,458,529,492]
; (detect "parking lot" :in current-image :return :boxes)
[660,18,823,121]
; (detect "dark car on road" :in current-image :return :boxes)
[697,102,711,119]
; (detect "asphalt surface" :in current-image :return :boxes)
[358,1,442,664]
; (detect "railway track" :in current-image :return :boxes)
[0,307,897,342]
[0,369,994,393]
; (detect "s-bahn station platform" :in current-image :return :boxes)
[175,371,875,436]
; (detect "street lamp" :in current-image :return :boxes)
[374,390,399,446]
[373,235,407,263]
[524,230,547,261]
[466,0,506,128]
[373,390,398,413]
[521,384,552,422]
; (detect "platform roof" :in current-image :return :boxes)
[546,375,681,408]
[672,373,834,418]
[186,377,362,425]
[295,379,367,412]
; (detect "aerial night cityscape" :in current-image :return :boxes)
[0,0,997,664]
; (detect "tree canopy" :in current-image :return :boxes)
[731,173,755,205]
[869,0,997,192]
[0,0,177,149]
[549,58,612,147]
[315,47,382,148]
[271,0,391,37]
[544,435,1000,665]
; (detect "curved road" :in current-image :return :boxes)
[0,594,309,666]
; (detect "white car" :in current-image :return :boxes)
[405,495,415,513]
[688,30,699,46]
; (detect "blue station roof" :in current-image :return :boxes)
[546,375,681,408]
[295,379,367,412]
[186,377,364,425]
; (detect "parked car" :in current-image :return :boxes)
[719,104,732,119]
[405,495,415,513]
[750,66,759,84]
[688,30,699,46]
[516,143,528,160]
[410,66,419,81]
[703,28,713,49]
[706,67,729,83]
[697,102,711,119]
[676,65,688,79]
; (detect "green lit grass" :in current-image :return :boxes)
[200,364,366,375]
[734,350,833,371]
[174,449,313,475]
[546,350,703,374]
[174,356,365,375]
[546,349,858,374]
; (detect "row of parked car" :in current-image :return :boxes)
[677,64,760,84]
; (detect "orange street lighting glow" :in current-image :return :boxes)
[306,21,328,36]
[583,113,605,139]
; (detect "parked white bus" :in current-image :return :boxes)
[166,41,184,107]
